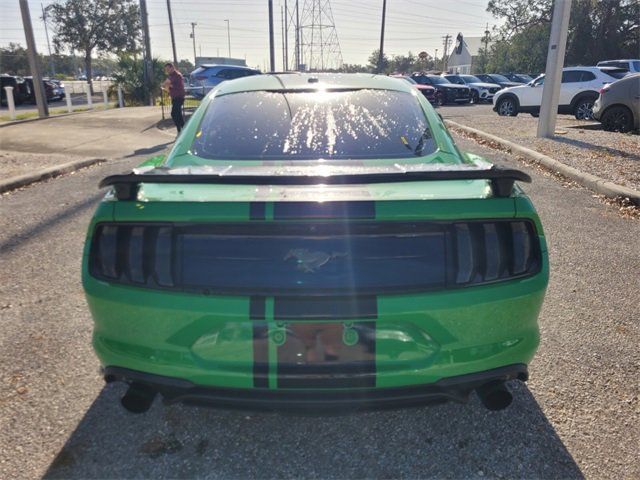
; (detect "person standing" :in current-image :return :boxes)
[162,63,186,133]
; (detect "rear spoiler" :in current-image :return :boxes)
[99,166,531,201]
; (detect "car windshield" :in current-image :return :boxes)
[428,76,450,84]
[461,75,482,83]
[517,74,534,82]
[490,74,510,83]
[191,89,437,161]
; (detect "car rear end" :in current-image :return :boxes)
[189,65,219,98]
[82,74,548,413]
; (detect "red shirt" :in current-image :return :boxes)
[168,70,185,99]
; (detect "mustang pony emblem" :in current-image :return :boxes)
[284,249,347,273]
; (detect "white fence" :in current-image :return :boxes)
[63,80,114,94]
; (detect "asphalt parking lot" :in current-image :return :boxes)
[0,112,638,479]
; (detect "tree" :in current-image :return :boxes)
[0,43,32,75]
[368,49,389,73]
[111,54,164,106]
[46,0,141,92]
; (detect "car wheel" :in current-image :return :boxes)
[600,106,634,133]
[530,112,539,117]
[435,92,445,107]
[574,97,596,120]
[497,97,517,116]
[470,91,479,104]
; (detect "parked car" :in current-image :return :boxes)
[85,73,548,414]
[492,66,629,119]
[502,73,534,84]
[411,73,471,105]
[475,74,522,89]
[592,73,640,132]
[0,74,27,106]
[596,59,640,74]
[390,75,437,104]
[23,77,56,103]
[442,74,502,104]
[189,64,261,98]
[45,78,65,101]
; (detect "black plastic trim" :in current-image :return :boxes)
[99,166,531,200]
[103,364,528,412]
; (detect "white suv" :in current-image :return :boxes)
[492,66,628,119]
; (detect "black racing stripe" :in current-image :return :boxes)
[250,296,269,388]
[274,296,377,320]
[249,202,266,220]
[274,297,377,389]
[273,201,375,220]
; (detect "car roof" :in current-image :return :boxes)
[213,72,415,96]
[198,64,256,70]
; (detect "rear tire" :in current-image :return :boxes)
[435,92,445,107]
[496,97,518,116]
[574,96,596,120]
[600,105,634,132]
[470,91,479,104]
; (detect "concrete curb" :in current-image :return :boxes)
[445,119,640,205]
[0,157,105,194]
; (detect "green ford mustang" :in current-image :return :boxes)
[82,73,548,413]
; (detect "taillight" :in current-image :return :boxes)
[452,221,539,286]
[89,220,541,293]
[599,87,607,95]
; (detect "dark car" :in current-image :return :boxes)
[502,73,534,84]
[0,75,27,106]
[475,74,522,89]
[189,64,261,98]
[443,74,502,104]
[23,77,56,103]
[411,73,471,105]
[390,75,437,104]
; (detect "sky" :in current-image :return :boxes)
[1,0,499,71]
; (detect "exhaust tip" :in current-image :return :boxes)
[476,381,513,411]
[121,383,157,414]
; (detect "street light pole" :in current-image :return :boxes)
[41,3,55,76]
[537,0,572,138]
[190,22,197,65]
[268,0,276,72]
[377,0,387,74]
[19,0,48,118]
[166,0,178,64]
[224,19,231,57]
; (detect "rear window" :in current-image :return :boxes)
[191,89,436,161]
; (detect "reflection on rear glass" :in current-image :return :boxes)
[191,89,435,160]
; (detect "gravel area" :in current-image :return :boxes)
[440,104,640,191]
[0,150,83,179]
[0,132,638,479]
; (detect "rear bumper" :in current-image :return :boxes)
[104,363,528,412]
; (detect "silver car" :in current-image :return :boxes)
[189,64,260,98]
[592,73,640,132]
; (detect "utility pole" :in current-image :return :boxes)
[140,0,153,106]
[295,0,300,70]
[190,22,197,65]
[166,0,178,64]
[41,3,55,76]
[19,0,48,117]
[281,6,286,70]
[537,0,572,138]
[268,0,276,72]
[377,0,387,74]
[434,48,438,71]
[284,0,289,69]
[441,34,452,72]
[224,19,231,57]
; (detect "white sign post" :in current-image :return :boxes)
[65,89,73,113]
[86,82,93,109]
[4,86,16,120]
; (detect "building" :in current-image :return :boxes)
[446,33,491,74]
